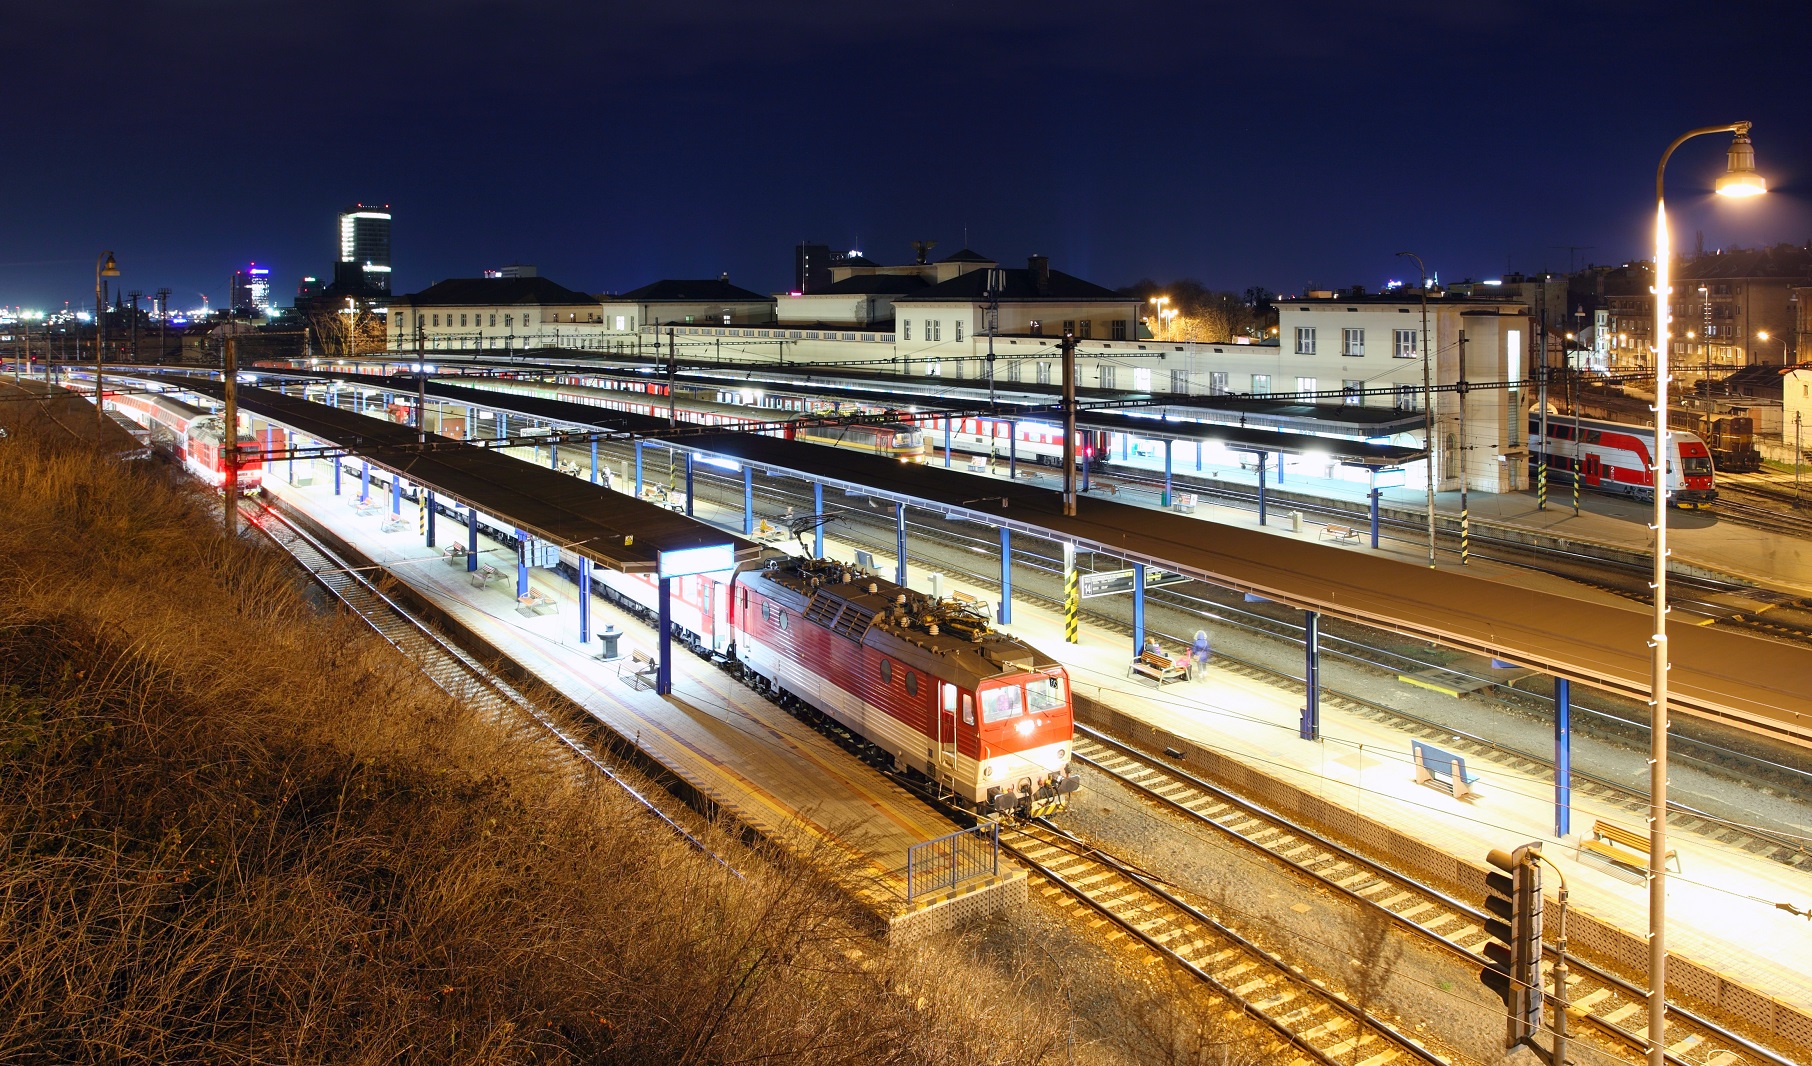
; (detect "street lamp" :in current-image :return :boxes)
[1757,330,1787,364]
[1147,295,1170,339]
[1396,251,1438,567]
[1645,120,1764,1066]
[94,251,119,419]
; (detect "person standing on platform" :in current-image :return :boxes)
[1190,630,1213,679]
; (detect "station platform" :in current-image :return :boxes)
[1078,445,1812,596]
[252,449,1025,943]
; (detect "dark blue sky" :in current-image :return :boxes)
[5,0,1808,311]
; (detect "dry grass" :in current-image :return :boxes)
[0,424,1074,1064]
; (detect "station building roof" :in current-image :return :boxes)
[156,374,759,575]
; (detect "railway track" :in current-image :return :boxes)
[241,496,728,867]
[1071,728,1797,1066]
[998,816,1453,1066]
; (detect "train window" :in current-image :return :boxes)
[979,684,1024,724]
[962,694,975,725]
[1027,674,1067,713]
[1682,456,1712,475]
[904,672,918,697]
[941,683,958,713]
[778,611,789,632]
[880,659,893,685]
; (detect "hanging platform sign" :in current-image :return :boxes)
[658,543,736,578]
[1079,567,1191,599]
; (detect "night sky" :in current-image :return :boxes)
[5,1,1808,312]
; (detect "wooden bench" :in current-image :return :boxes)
[516,589,559,617]
[442,544,468,567]
[352,498,379,516]
[469,563,507,589]
[1579,819,1679,873]
[379,515,409,534]
[1412,740,1480,801]
[620,649,659,691]
[1321,524,1362,543]
[1129,650,1188,685]
[1172,492,1198,514]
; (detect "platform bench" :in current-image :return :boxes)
[1321,524,1362,544]
[470,563,507,589]
[516,589,559,617]
[1411,741,1479,801]
[1172,492,1198,514]
[621,650,659,691]
[442,544,468,567]
[1579,819,1679,873]
[1129,651,1188,685]
[379,515,409,534]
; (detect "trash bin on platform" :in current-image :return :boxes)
[598,625,623,661]
[1289,510,1304,533]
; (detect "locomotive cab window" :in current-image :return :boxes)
[1682,455,1712,475]
[1027,673,1067,714]
[979,683,1024,723]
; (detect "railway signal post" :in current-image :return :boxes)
[1482,844,1543,1050]
[1299,610,1321,741]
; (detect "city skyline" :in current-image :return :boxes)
[3,1,1808,310]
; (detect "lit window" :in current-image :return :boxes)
[1252,374,1270,395]
[1342,328,1364,356]
[1342,379,1362,405]
[1394,329,1417,358]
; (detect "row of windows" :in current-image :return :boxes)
[1293,327,1420,358]
[401,311,538,330]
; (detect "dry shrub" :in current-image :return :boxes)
[0,424,1070,1064]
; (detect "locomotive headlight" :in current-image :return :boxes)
[1016,719,1035,736]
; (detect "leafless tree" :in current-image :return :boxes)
[1344,904,1406,1064]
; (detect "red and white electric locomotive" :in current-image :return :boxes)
[1528,413,1716,505]
[735,557,1078,817]
[107,391,265,494]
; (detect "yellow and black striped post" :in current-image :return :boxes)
[1537,455,1547,511]
[418,496,426,538]
[1459,503,1470,565]
[1062,542,1079,644]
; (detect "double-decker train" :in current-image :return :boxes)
[107,391,265,494]
[576,549,1079,817]
[1527,412,1717,505]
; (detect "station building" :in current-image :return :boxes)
[388,276,606,352]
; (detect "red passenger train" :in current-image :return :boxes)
[1527,413,1716,505]
[581,552,1079,817]
[107,391,265,494]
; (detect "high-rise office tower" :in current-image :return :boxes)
[336,203,392,295]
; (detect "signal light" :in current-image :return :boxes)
[1481,844,1544,1048]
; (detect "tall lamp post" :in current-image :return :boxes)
[1646,120,1765,1066]
[94,251,119,419]
[1396,251,1437,567]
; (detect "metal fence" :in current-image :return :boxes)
[906,822,999,902]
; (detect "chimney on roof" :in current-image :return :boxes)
[721,272,729,283]
[1028,254,1050,296]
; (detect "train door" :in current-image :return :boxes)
[1583,454,1603,487]
[937,682,962,793]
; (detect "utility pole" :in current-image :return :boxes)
[1397,252,1437,567]
[985,272,1000,407]
[1457,330,1470,565]
[666,327,677,429]
[416,321,427,443]
[223,335,239,536]
[1061,331,1077,516]
[127,290,142,363]
[1796,412,1802,508]
[156,288,172,364]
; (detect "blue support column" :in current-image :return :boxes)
[943,418,952,467]
[997,525,1013,625]
[390,474,401,515]
[550,439,559,470]
[1300,610,1321,740]
[1132,563,1146,655]
[812,482,824,559]
[1119,433,1128,461]
[1369,485,1382,548]
[590,439,599,484]
[656,577,673,696]
[742,465,755,535]
[634,440,644,497]
[1276,451,1285,483]
[1555,678,1573,837]
[1082,443,1092,492]
[515,530,529,599]
[425,491,437,548]
[333,455,342,496]
[498,411,507,439]
[1256,452,1267,526]
[360,460,370,504]
[467,508,479,572]
[1008,423,1018,480]
[288,434,296,484]
[1196,440,1203,471]
[578,557,593,644]
[683,452,695,516]
[895,501,908,586]
[1162,439,1173,507]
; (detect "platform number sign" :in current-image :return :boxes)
[1481,844,1544,1048]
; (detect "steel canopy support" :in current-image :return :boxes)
[1370,482,1382,548]
[1008,422,1018,480]
[360,460,370,504]
[634,439,644,497]
[515,529,529,599]
[590,439,599,484]
[390,473,401,515]
[1555,678,1573,838]
[656,577,673,696]
[467,508,479,572]
[895,501,908,587]
[812,482,825,559]
[684,452,695,516]
[1256,452,1268,526]
[578,557,593,645]
[1132,563,1147,655]
[742,465,754,535]
[997,525,1013,625]
[943,418,952,467]
[1300,610,1321,741]
[1162,439,1173,507]
[425,491,436,549]
[1062,541,1079,644]
[333,454,342,495]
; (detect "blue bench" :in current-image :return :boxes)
[1412,741,1479,801]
